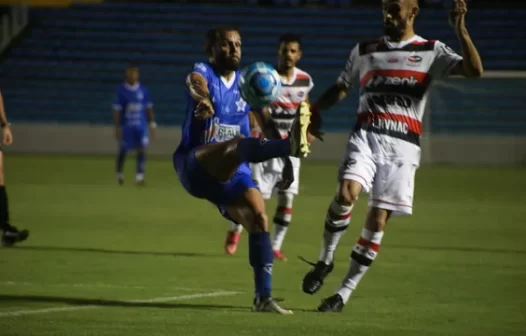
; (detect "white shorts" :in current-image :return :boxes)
[250,157,300,200]
[338,131,420,216]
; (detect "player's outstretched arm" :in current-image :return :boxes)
[186,72,215,119]
[312,82,349,112]
[449,0,483,77]
[186,72,211,103]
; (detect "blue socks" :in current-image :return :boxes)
[236,138,291,163]
[248,232,274,299]
[116,149,126,174]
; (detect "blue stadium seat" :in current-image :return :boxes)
[0,3,524,135]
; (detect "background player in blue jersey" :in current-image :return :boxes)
[173,27,313,314]
[113,65,156,185]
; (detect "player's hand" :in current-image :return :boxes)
[115,128,121,140]
[149,122,157,140]
[276,157,294,190]
[194,99,215,120]
[2,125,13,145]
[308,104,324,141]
[449,0,467,30]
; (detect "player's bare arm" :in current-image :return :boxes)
[147,106,156,138]
[313,82,349,111]
[252,107,283,140]
[186,72,214,120]
[449,0,483,77]
[0,90,12,145]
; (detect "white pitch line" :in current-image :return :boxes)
[0,281,229,292]
[0,290,241,318]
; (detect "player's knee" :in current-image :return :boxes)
[253,211,269,233]
[336,189,358,205]
[222,136,244,158]
[366,208,391,232]
[337,179,360,205]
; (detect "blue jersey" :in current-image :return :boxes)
[177,62,252,153]
[113,83,153,128]
[173,62,258,218]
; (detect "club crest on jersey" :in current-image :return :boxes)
[407,55,422,66]
[137,91,143,100]
[297,91,305,98]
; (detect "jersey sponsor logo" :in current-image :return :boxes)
[365,75,418,88]
[372,118,410,134]
[213,120,241,142]
[355,112,422,146]
[366,94,413,109]
[361,69,430,99]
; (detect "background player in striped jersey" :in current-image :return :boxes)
[224,34,314,261]
[301,0,483,312]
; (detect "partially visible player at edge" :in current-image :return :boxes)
[113,65,156,185]
[173,27,313,314]
[0,90,29,246]
[225,33,315,261]
[301,0,483,312]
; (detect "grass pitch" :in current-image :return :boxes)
[1,155,525,336]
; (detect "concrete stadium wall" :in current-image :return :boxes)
[5,123,526,165]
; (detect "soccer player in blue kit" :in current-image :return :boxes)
[113,65,156,185]
[173,27,313,314]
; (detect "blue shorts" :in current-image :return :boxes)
[173,149,257,222]
[120,126,149,151]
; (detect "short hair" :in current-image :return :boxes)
[278,33,302,50]
[204,26,241,57]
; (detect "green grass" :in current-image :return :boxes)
[1,155,525,336]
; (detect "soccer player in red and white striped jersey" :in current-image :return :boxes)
[301,0,483,312]
[224,34,314,260]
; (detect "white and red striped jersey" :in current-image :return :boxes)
[338,35,462,149]
[270,67,314,138]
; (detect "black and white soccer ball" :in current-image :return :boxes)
[238,62,281,108]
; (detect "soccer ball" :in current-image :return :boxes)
[238,62,281,108]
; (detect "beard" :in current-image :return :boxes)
[215,54,240,72]
[383,17,408,41]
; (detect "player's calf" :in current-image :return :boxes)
[301,181,359,295]
[320,208,389,311]
[271,192,294,261]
